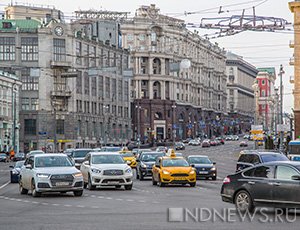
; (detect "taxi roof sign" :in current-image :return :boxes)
[167,149,176,157]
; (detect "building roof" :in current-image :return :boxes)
[0,19,41,30]
[257,67,276,75]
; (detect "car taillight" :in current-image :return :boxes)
[223,177,231,184]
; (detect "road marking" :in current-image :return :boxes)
[0,181,10,190]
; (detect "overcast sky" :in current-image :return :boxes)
[0,0,294,113]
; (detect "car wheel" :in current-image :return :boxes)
[139,172,144,181]
[152,176,157,186]
[235,190,254,212]
[87,174,96,190]
[136,169,140,179]
[124,184,133,190]
[31,180,41,197]
[73,190,83,197]
[83,182,87,189]
[212,176,217,181]
[189,182,196,187]
[159,176,165,187]
[115,185,121,189]
[19,178,28,195]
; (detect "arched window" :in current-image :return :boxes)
[153,58,161,74]
[153,81,161,99]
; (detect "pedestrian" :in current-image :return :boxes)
[5,151,10,163]
[9,148,15,161]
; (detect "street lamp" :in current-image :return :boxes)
[135,103,142,149]
[172,104,176,147]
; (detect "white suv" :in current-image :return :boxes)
[80,152,133,190]
[19,154,83,197]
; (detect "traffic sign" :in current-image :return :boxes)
[251,125,263,131]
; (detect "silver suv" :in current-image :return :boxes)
[80,152,133,190]
[19,154,83,197]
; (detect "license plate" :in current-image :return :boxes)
[199,171,208,174]
[108,181,119,185]
[173,177,187,180]
[55,182,70,186]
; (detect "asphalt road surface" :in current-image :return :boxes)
[1,141,300,230]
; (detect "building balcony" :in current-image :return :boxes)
[50,90,72,98]
[290,75,294,84]
[290,57,295,66]
[50,60,72,68]
[289,40,295,48]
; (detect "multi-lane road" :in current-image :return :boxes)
[0,141,299,230]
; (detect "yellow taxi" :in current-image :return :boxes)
[152,150,196,187]
[119,149,137,168]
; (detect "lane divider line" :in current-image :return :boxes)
[0,181,10,190]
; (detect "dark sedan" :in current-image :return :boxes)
[136,152,165,180]
[175,142,185,150]
[10,160,25,183]
[221,161,300,212]
[187,155,217,180]
[13,152,25,161]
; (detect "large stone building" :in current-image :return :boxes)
[121,4,227,141]
[1,3,131,152]
[226,52,258,134]
[0,71,22,153]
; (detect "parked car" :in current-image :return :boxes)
[239,141,248,147]
[225,135,233,141]
[10,160,25,183]
[19,153,83,197]
[175,142,185,150]
[13,152,25,161]
[187,155,217,180]
[243,134,250,139]
[221,161,300,212]
[188,140,201,146]
[215,137,225,145]
[236,150,289,172]
[68,149,92,169]
[210,140,217,146]
[232,135,239,141]
[202,140,210,148]
[0,153,7,162]
[80,152,133,190]
[136,152,165,180]
[156,146,168,153]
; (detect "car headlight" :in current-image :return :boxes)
[91,168,101,174]
[162,170,170,175]
[73,172,83,178]
[125,167,132,174]
[189,170,195,174]
[211,167,216,171]
[12,170,19,175]
[141,163,147,168]
[37,173,50,178]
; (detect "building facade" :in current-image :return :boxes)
[226,52,258,134]
[0,71,22,153]
[1,4,131,152]
[121,4,227,141]
[256,68,277,132]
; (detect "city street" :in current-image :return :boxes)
[1,142,300,230]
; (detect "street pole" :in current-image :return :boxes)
[172,104,176,148]
[13,85,16,152]
[136,102,141,149]
[53,107,57,153]
[279,64,284,152]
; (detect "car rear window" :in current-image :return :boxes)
[73,150,91,158]
[261,154,289,163]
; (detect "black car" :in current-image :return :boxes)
[69,149,92,169]
[221,161,300,212]
[175,142,185,150]
[0,153,7,162]
[136,152,165,180]
[10,160,25,183]
[13,152,25,161]
[236,150,289,172]
[187,155,217,180]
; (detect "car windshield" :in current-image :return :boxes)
[292,156,300,161]
[101,147,122,152]
[92,155,124,164]
[35,156,73,168]
[120,152,134,157]
[73,150,91,158]
[162,158,189,167]
[261,154,289,163]
[189,157,211,164]
[0,154,6,157]
[141,153,163,162]
[15,161,25,168]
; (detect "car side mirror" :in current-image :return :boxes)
[213,162,216,165]
[191,164,195,168]
[155,164,160,168]
[136,159,140,162]
[291,175,300,181]
[25,164,32,169]
[83,161,89,166]
[9,165,14,169]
